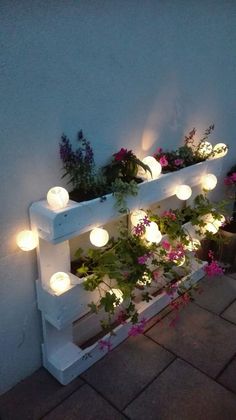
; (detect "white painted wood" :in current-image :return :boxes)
[30,160,219,385]
[30,158,223,243]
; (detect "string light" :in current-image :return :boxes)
[198,141,213,158]
[109,288,123,307]
[50,272,71,294]
[90,227,109,247]
[139,156,162,180]
[213,143,228,158]
[16,230,38,251]
[145,222,162,244]
[175,185,192,200]
[130,209,147,226]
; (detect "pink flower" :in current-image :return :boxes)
[142,216,151,226]
[128,318,147,337]
[117,310,127,325]
[174,159,184,166]
[162,210,177,220]
[224,177,233,185]
[204,260,224,276]
[231,173,236,182]
[162,240,171,250]
[98,339,112,352]
[155,147,163,154]
[159,156,169,167]
[137,252,153,264]
[113,148,129,161]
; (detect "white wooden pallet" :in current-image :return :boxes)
[30,158,223,385]
[30,157,222,244]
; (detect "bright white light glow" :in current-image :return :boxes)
[213,143,228,158]
[198,141,213,157]
[185,237,201,251]
[90,227,109,247]
[16,230,38,251]
[50,272,71,294]
[214,214,226,227]
[202,174,217,191]
[109,288,123,307]
[139,156,162,180]
[47,187,69,210]
[136,273,152,287]
[145,222,162,244]
[130,209,147,226]
[175,185,192,200]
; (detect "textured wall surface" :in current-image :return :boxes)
[1,0,236,394]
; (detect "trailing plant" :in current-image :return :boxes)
[111,178,138,213]
[224,164,236,222]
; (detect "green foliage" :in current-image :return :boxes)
[111,178,138,213]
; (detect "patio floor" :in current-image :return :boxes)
[1,272,236,419]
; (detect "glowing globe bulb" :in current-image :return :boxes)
[139,156,162,180]
[213,143,228,158]
[50,272,71,294]
[145,222,162,244]
[109,288,123,307]
[130,209,147,226]
[202,174,217,191]
[185,237,201,251]
[175,185,192,200]
[198,141,213,158]
[47,187,69,210]
[90,228,109,247]
[201,214,219,234]
[16,230,38,251]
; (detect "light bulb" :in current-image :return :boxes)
[214,214,226,227]
[201,214,219,234]
[198,141,213,158]
[185,237,201,251]
[138,156,162,180]
[130,209,147,226]
[202,174,217,191]
[136,273,152,287]
[50,272,71,294]
[47,187,69,210]
[175,185,192,200]
[90,227,109,247]
[145,222,162,244]
[109,288,123,307]
[213,143,228,158]
[16,230,38,251]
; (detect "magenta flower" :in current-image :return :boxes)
[137,252,153,264]
[155,147,163,154]
[153,270,160,281]
[174,159,184,166]
[128,318,147,337]
[142,216,151,226]
[113,148,129,161]
[204,260,224,276]
[159,156,169,167]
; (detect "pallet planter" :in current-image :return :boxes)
[30,157,223,385]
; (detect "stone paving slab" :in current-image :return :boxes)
[124,358,236,420]
[221,300,236,324]
[218,357,236,394]
[192,274,236,314]
[82,334,175,410]
[43,384,126,420]
[0,368,84,420]
[146,302,236,378]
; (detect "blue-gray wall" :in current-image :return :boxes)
[1,0,236,394]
